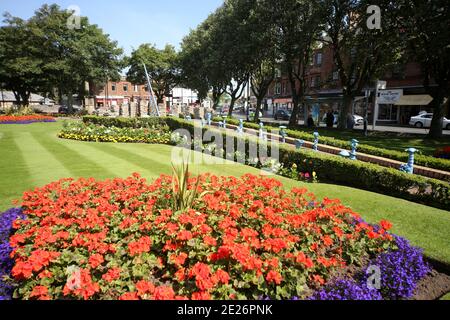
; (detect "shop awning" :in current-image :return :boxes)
[394,94,433,106]
[273,98,292,104]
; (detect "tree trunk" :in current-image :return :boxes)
[254,96,263,123]
[13,91,21,107]
[428,94,445,139]
[67,90,74,113]
[289,95,300,127]
[21,92,30,108]
[228,96,238,117]
[338,95,353,129]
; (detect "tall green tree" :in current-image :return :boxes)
[261,0,324,126]
[397,0,450,138]
[322,0,403,129]
[0,14,45,107]
[126,44,179,104]
[0,4,123,109]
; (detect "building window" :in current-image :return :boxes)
[275,68,282,78]
[111,84,116,91]
[123,84,128,92]
[311,76,321,88]
[315,53,323,66]
[275,83,281,95]
[134,85,138,92]
[332,71,339,81]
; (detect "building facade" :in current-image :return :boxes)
[265,45,440,125]
[92,79,152,108]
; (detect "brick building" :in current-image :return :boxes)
[265,45,438,125]
[92,78,152,108]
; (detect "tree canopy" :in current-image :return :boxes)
[0,4,123,107]
[126,44,180,104]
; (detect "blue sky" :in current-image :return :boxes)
[0,0,223,55]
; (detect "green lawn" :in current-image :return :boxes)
[1,121,449,266]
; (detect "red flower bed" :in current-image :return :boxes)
[9,173,394,300]
[0,115,55,124]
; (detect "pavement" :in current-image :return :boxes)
[232,114,450,136]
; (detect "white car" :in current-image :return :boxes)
[353,115,364,126]
[321,113,364,126]
[409,113,450,129]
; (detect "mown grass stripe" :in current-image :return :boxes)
[13,132,72,185]
[34,133,115,179]
[0,131,34,211]
[89,142,171,178]
[62,140,156,179]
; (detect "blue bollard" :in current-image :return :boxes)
[313,132,320,151]
[206,113,212,126]
[280,126,287,143]
[349,139,359,160]
[401,148,418,174]
[295,139,304,150]
[236,119,244,135]
[259,122,265,140]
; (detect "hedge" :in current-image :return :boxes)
[80,116,450,209]
[168,117,450,210]
[83,115,168,129]
[212,117,450,173]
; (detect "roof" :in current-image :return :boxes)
[0,91,47,103]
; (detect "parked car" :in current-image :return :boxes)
[274,109,292,121]
[321,113,364,126]
[353,115,364,126]
[58,105,81,115]
[409,113,450,129]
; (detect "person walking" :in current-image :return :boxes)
[326,110,335,128]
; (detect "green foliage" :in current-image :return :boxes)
[396,0,450,138]
[212,117,450,172]
[170,162,206,213]
[126,44,179,104]
[166,117,450,210]
[59,121,171,144]
[0,4,123,107]
[82,115,168,129]
[322,0,405,128]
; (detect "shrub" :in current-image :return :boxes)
[212,117,450,172]
[0,115,56,125]
[309,279,383,300]
[165,117,450,210]
[312,235,431,300]
[83,115,168,129]
[59,121,171,144]
[361,236,431,300]
[0,208,25,300]
[7,173,394,300]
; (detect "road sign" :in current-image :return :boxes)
[378,89,403,104]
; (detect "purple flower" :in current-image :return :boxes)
[361,236,431,300]
[0,208,25,300]
[309,279,382,300]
